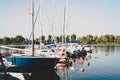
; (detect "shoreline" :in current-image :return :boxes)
[88,44,120,47]
[0,44,120,47]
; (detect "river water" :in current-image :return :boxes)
[56,46,120,80]
[0,46,120,80]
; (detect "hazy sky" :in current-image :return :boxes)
[0,0,120,38]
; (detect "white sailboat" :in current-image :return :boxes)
[2,0,60,72]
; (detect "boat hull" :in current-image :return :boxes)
[6,56,59,72]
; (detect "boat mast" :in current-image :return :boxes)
[39,0,42,48]
[52,0,56,43]
[32,0,35,56]
[62,0,69,45]
[62,0,68,45]
[62,6,66,44]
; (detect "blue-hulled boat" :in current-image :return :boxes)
[6,56,59,72]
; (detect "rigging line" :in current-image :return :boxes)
[67,7,71,30]
[42,1,51,26]
[51,0,55,38]
[34,2,41,28]
[28,2,40,44]
[66,16,70,34]
[27,32,33,47]
[54,5,63,37]
[55,5,63,28]
[65,0,69,27]
[65,0,71,36]
[39,0,43,26]
[39,1,43,38]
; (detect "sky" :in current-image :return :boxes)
[0,0,120,39]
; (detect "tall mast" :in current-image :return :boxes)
[52,0,55,42]
[62,6,66,44]
[62,0,68,44]
[62,0,69,45]
[39,0,42,47]
[32,0,35,56]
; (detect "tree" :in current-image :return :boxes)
[14,35,25,44]
[24,38,29,44]
[0,38,3,44]
[81,36,87,44]
[41,35,45,43]
[35,38,40,44]
[86,34,93,44]
[109,34,115,42]
[2,37,11,44]
[59,35,62,43]
[93,35,98,44]
[66,35,70,42]
[77,37,81,42]
[56,36,60,43]
[11,37,16,44]
[100,35,106,43]
[96,37,102,44]
[100,35,110,43]
[116,36,120,43]
[104,34,110,42]
[71,34,76,41]
[47,35,52,43]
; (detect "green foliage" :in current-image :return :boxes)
[56,36,60,43]
[86,34,93,44]
[78,34,119,44]
[0,34,120,45]
[71,34,76,41]
[109,34,115,42]
[81,36,87,43]
[0,38,3,44]
[14,35,25,44]
[2,37,11,44]
[0,35,27,45]
[116,36,120,43]
[41,35,45,43]
[66,35,70,42]
[47,35,52,43]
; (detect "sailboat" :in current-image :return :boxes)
[4,0,60,72]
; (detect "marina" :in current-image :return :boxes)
[0,0,120,80]
[0,46,120,80]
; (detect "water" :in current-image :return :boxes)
[56,46,120,80]
[0,46,120,80]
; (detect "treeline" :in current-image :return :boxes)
[0,34,120,45]
[0,35,29,45]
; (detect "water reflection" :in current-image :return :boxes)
[57,64,72,80]
[94,46,115,54]
[0,70,60,80]
[29,70,60,80]
[57,52,92,80]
